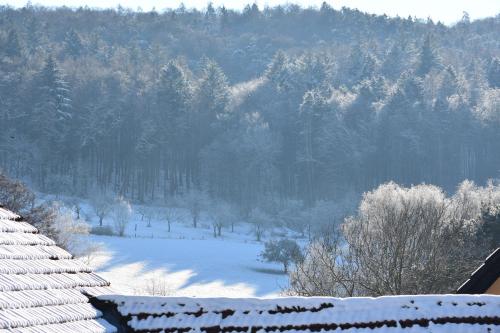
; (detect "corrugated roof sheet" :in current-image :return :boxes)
[0,206,116,332]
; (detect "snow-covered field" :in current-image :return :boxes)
[90,234,287,297]
[58,200,292,298]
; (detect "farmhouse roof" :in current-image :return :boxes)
[0,206,116,332]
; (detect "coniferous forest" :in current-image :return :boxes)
[0,3,499,212]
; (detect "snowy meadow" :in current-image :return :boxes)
[63,200,291,297]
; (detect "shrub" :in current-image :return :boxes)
[261,238,303,273]
[90,225,114,236]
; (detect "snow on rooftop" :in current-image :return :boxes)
[0,208,19,221]
[95,294,500,332]
[0,206,116,332]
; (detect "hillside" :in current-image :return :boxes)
[0,5,499,211]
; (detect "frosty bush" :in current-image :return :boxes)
[289,237,356,297]
[51,202,101,263]
[112,196,132,237]
[290,181,499,296]
[54,210,90,255]
[90,225,114,236]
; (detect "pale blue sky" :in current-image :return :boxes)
[2,0,499,25]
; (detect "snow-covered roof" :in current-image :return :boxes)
[96,294,500,332]
[0,206,116,332]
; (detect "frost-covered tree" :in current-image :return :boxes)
[208,199,236,237]
[298,90,327,205]
[28,56,72,187]
[196,59,231,135]
[4,29,21,58]
[291,181,495,296]
[416,35,439,77]
[487,57,500,88]
[162,206,184,233]
[277,199,307,235]
[183,189,209,228]
[90,190,114,226]
[249,207,272,241]
[0,171,34,213]
[112,196,132,237]
[289,236,356,297]
[53,209,91,256]
[64,29,83,58]
[0,5,499,213]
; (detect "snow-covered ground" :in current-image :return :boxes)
[90,234,287,297]
[53,199,293,298]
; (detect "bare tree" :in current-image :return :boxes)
[289,236,357,297]
[249,207,272,241]
[289,181,492,297]
[90,190,113,226]
[161,206,185,233]
[137,206,155,227]
[343,182,463,295]
[208,200,235,237]
[183,189,209,228]
[0,171,35,213]
[64,197,81,219]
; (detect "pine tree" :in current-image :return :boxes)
[30,56,72,151]
[196,59,231,128]
[64,29,84,58]
[156,60,191,144]
[382,42,407,80]
[487,57,500,88]
[298,90,327,205]
[5,30,21,58]
[155,60,192,193]
[266,51,289,92]
[416,35,438,77]
[347,44,365,85]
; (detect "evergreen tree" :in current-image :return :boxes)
[196,59,231,132]
[382,42,407,80]
[155,60,192,193]
[416,35,438,77]
[487,57,500,88]
[298,90,327,205]
[4,30,21,58]
[30,56,72,158]
[64,29,83,58]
